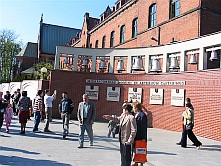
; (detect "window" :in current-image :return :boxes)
[120,25,126,44]
[148,4,157,28]
[102,36,106,48]
[110,31,115,47]
[95,40,99,48]
[132,18,138,38]
[170,0,180,18]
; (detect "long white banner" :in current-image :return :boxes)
[86,79,185,86]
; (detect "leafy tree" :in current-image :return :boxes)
[34,61,54,80]
[0,29,22,82]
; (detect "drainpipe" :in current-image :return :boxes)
[158,26,161,45]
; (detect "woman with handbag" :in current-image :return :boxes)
[103,104,137,166]
[132,102,147,166]
[181,103,202,149]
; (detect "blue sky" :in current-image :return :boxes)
[0,0,116,45]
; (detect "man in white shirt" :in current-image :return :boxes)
[44,89,56,132]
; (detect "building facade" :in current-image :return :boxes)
[72,0,221,48]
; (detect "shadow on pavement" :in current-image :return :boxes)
[0,155,72,166]
[148,151,177,155]
[199,144,221,152]
[90,144,119,151]
[1,146,40,155]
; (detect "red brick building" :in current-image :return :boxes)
[71,0,221,48]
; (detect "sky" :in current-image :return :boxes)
[0,0,116,46]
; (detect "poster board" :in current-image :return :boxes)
[10,82,21,94]
[1,83,10,95]
[22,80,39,103]
[107,87,120,101]
[149,88,164,105]
[171,89,185,106]
[85,85,99,100]
[128,88,142,103]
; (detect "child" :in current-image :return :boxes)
[5,103,13,133]
[108,115,118,138]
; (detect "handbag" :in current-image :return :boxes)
[185,123,193,130]
[133,140,147,163]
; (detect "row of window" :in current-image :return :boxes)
[93,0,180,48]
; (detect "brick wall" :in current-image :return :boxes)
[87,0,202,48]
[49,68,221,141]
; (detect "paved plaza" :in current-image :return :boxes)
[0,117,220,166]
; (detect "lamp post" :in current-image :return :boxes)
[40,67,47,79]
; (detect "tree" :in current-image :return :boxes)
[0,29,22,82]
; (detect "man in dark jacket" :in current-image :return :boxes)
[59,92,73,138]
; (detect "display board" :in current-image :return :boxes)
[107,87,120,101]
[171,89,185,106]
[128,88,142,103]
[149,88,164,105]
[85,85,99,100]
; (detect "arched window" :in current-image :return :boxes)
[120,25,126,44]
[102,36,106,48]
[132,18,138,38]
[170,0,180,18]
[148,4,157,28]
[110,31,115,48]
[95,40,99,48]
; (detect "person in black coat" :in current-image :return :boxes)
[132,102,147,166]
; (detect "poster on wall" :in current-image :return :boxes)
[107,87,120,102]
[10,82,21,94]
[149,88,164,105]
[1,83,10,95]
[22,80,39,103]
[171,89,185,106]
[128,88,142,103]
[85,85,99,100]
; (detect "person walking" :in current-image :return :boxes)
[59,92,74,138]
[132,102,147,166]
[103,104,137,166]
[14,89,21,115]
[4,103,13,133]
[17,91,32,134]
[11,91,18,115]
[180,103,202,149]
[0,92,6,132]
[33,90,43,132]
[44,89,56,132]
[77,94,96,148]
[4,91,11,103]
[176,98,194,145]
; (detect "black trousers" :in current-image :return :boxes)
[120,143,132,166]
[181,129,202,147]
[0,112,4,128]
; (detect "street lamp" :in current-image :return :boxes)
[40,67,47,79]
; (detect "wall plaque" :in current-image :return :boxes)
[128,88,142,103]
[171,89,185,106]
[85,85,99,100]
[107,87,120,102]
[150,88,164,105]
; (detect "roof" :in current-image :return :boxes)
[40,23,81,55]
[16,42,38,57]
[87,17,100,31]
[21,67,36,74]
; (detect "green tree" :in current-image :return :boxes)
[0,29,22,82]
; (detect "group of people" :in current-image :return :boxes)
[1,89,202,166]
[103,102,148,166]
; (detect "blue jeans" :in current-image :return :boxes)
[79,122,93,146]
[33,112,41,131]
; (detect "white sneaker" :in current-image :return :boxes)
[197,145,202,150]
